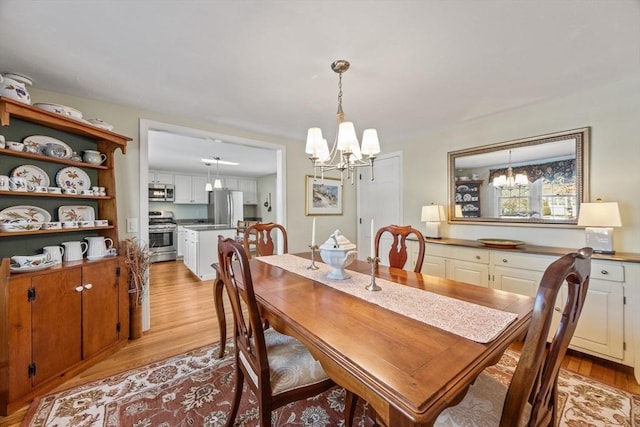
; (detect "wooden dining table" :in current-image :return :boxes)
[217,253,534,426]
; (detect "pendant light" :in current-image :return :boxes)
[213,156,222,189]
[204,163,213,192]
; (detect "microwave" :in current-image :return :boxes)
[148,184,174,202]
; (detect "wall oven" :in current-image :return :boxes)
[149,211,177,262]
[149,184,174,202]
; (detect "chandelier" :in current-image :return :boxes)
[305,60,381,184]
[492,150,528,189]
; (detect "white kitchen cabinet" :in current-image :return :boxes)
[174,174,208,204]
[148,170,174,184]
[238,178,258,204]
[177,226,186,258]
[224,178,239,191]
[490,251,555,297]
[183,227,236,281]
[412,243,489,287]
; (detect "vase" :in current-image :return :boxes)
[129,303,143,340]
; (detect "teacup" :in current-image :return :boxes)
[98,186,106,196]
[33,186,48,193]
[63,188,77,195]
[94,219,108,227]
[62,221,78,229]
[9,177,28,192]
[80,189,94,196]
[83,150,107,165]
[79,220,93,228]
[11,253,51,268]
[0,175,9,191]
[42,221,62,230]
[23,144,40,154]
[6,141,24,152]
[47,186,62,194]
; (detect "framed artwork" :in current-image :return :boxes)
[305,175,343,215]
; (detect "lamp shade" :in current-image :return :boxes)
[578,202,622,227]
[305,128,324,155]
[421,205,446,222]
[337,121,359,152]
[361,129,381,156]
[205,182,213,192]
[213,179,223,189]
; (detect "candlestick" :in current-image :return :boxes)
[311,218,316,246]
[370,219,375,258]
[366,256,381,291]
[307,244,319,270]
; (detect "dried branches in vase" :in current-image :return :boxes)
[121,238,150,306]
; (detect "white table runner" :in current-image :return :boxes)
[256,254,518,343]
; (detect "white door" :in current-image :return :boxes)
[357,152,402,264]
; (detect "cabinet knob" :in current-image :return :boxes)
[600,270,608,275]
[502,259,508,263]
[554,307,561,312]
[84,284,93,290]
[475,255,480,260]
[75,286,84,292]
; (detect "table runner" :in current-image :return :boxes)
[256,254,518,343]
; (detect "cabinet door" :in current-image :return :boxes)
[177,226,186,257]
[174,174,193,203]
[191,175,208,204]
[238,179,257,204]
[446,260,489,287]
[31,268,83,387]
[8,276,33,399]
[82,259,121,359]
[422,255,446,278]
[155,172,173,185]
[224,178,239,190]
[492,266,543,297]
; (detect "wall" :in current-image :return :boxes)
[257,174,277,223]
[395,77,640,253]
[28,88,358,253]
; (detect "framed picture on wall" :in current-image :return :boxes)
[305,175,343,215]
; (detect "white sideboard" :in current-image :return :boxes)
[407,238,640,383]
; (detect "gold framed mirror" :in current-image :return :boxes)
[448,127,590,226]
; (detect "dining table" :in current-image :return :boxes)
[216,253,534,426]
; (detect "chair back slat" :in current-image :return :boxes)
[245,222,288,258]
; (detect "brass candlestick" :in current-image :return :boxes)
[307,245,319,270]
[366,256,381,291]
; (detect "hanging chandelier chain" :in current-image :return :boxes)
[336,72,344,122]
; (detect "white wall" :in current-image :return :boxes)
[395,78,640,253]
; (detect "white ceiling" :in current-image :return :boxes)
[1,0,638,176]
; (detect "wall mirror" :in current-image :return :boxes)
[448,127,590,226]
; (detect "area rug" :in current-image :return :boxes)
[22,341,640,426]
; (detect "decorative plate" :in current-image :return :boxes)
[10,260,56,273]
[58,205,95,222]
[11,164,50,187]
[457,185,469,192]
[23,135,73,159]
[56,167,91,190]
[1,222,43,232]
[477,238,526,248]
[0,205,51,222]
[33,102,83,119]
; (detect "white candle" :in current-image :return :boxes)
[311,218,316,246]
[370,219,375,258]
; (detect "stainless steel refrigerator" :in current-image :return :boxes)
[207,190,244,226]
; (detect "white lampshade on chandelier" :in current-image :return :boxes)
[492,150,528,189]
[305,60,381,183]
[204,157,224,191]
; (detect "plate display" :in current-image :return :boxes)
[0,205,51,223]
[10,260,57,273]
[23,135,73,159]
[58,205,95,222]
[11,164,50,187]
[477,238,526,248]
[33,102,83,119]
[56,167,91,190]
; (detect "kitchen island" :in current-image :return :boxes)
[182,225,236,280]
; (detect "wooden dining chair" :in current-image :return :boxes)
[433,247,593,427]
[217,237,337,427]
[374,224,425,272]
[244,222,288,258]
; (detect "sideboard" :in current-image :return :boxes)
[406,237,640,383]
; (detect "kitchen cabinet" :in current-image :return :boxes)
[0,97,131,415]
[177,225,186,258]
[223,177,238,191]
[148,170,173,184]
[238,178,257,204]
[174,174,208,204]
[411,243,489,287]
[183,226,236,280]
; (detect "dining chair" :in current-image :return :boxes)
[433,247,593,426]
[217,237,337,427]
[374,224,425,272]
[236,220,258,253]
[244,222,288,258]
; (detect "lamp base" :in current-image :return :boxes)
[585,227,615,254]
[425,222,442,239]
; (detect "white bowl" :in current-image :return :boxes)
[33,103,83,119]
[1,221,42,232]
[87,118,114,131]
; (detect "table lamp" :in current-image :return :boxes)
[577,200,622,254]
[421,204,446,239]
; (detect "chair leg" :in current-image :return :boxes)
[344,390,358,427]
[225,363,244,427]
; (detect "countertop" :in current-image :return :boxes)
[182,224,236,231]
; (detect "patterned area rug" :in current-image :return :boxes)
[22,342,639,426]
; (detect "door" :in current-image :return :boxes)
[82,259,121,359]
[357,152,402,264]
[31,268,83,387]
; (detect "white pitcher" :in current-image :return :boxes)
[85,236,114,260]
[61,241,88,262]
[43,245,64,264]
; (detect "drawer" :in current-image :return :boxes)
[591,261,624,282]
[425,243,488,264]
[490,251,555,272]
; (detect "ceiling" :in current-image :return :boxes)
[1,0,638,176]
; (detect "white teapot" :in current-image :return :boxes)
[319,230,357,280]
[0,73,32,105]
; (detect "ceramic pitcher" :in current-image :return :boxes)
[0,73,32,104]
[85,236,114,260]
[61,241,88,262]
[43,245,64,264]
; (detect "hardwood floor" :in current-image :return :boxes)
[2,259,639,426]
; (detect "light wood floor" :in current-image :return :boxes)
[2,259,639,426]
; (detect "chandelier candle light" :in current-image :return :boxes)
[306,60,381,184]
[308,218,319,270]
[492,149,528,189]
